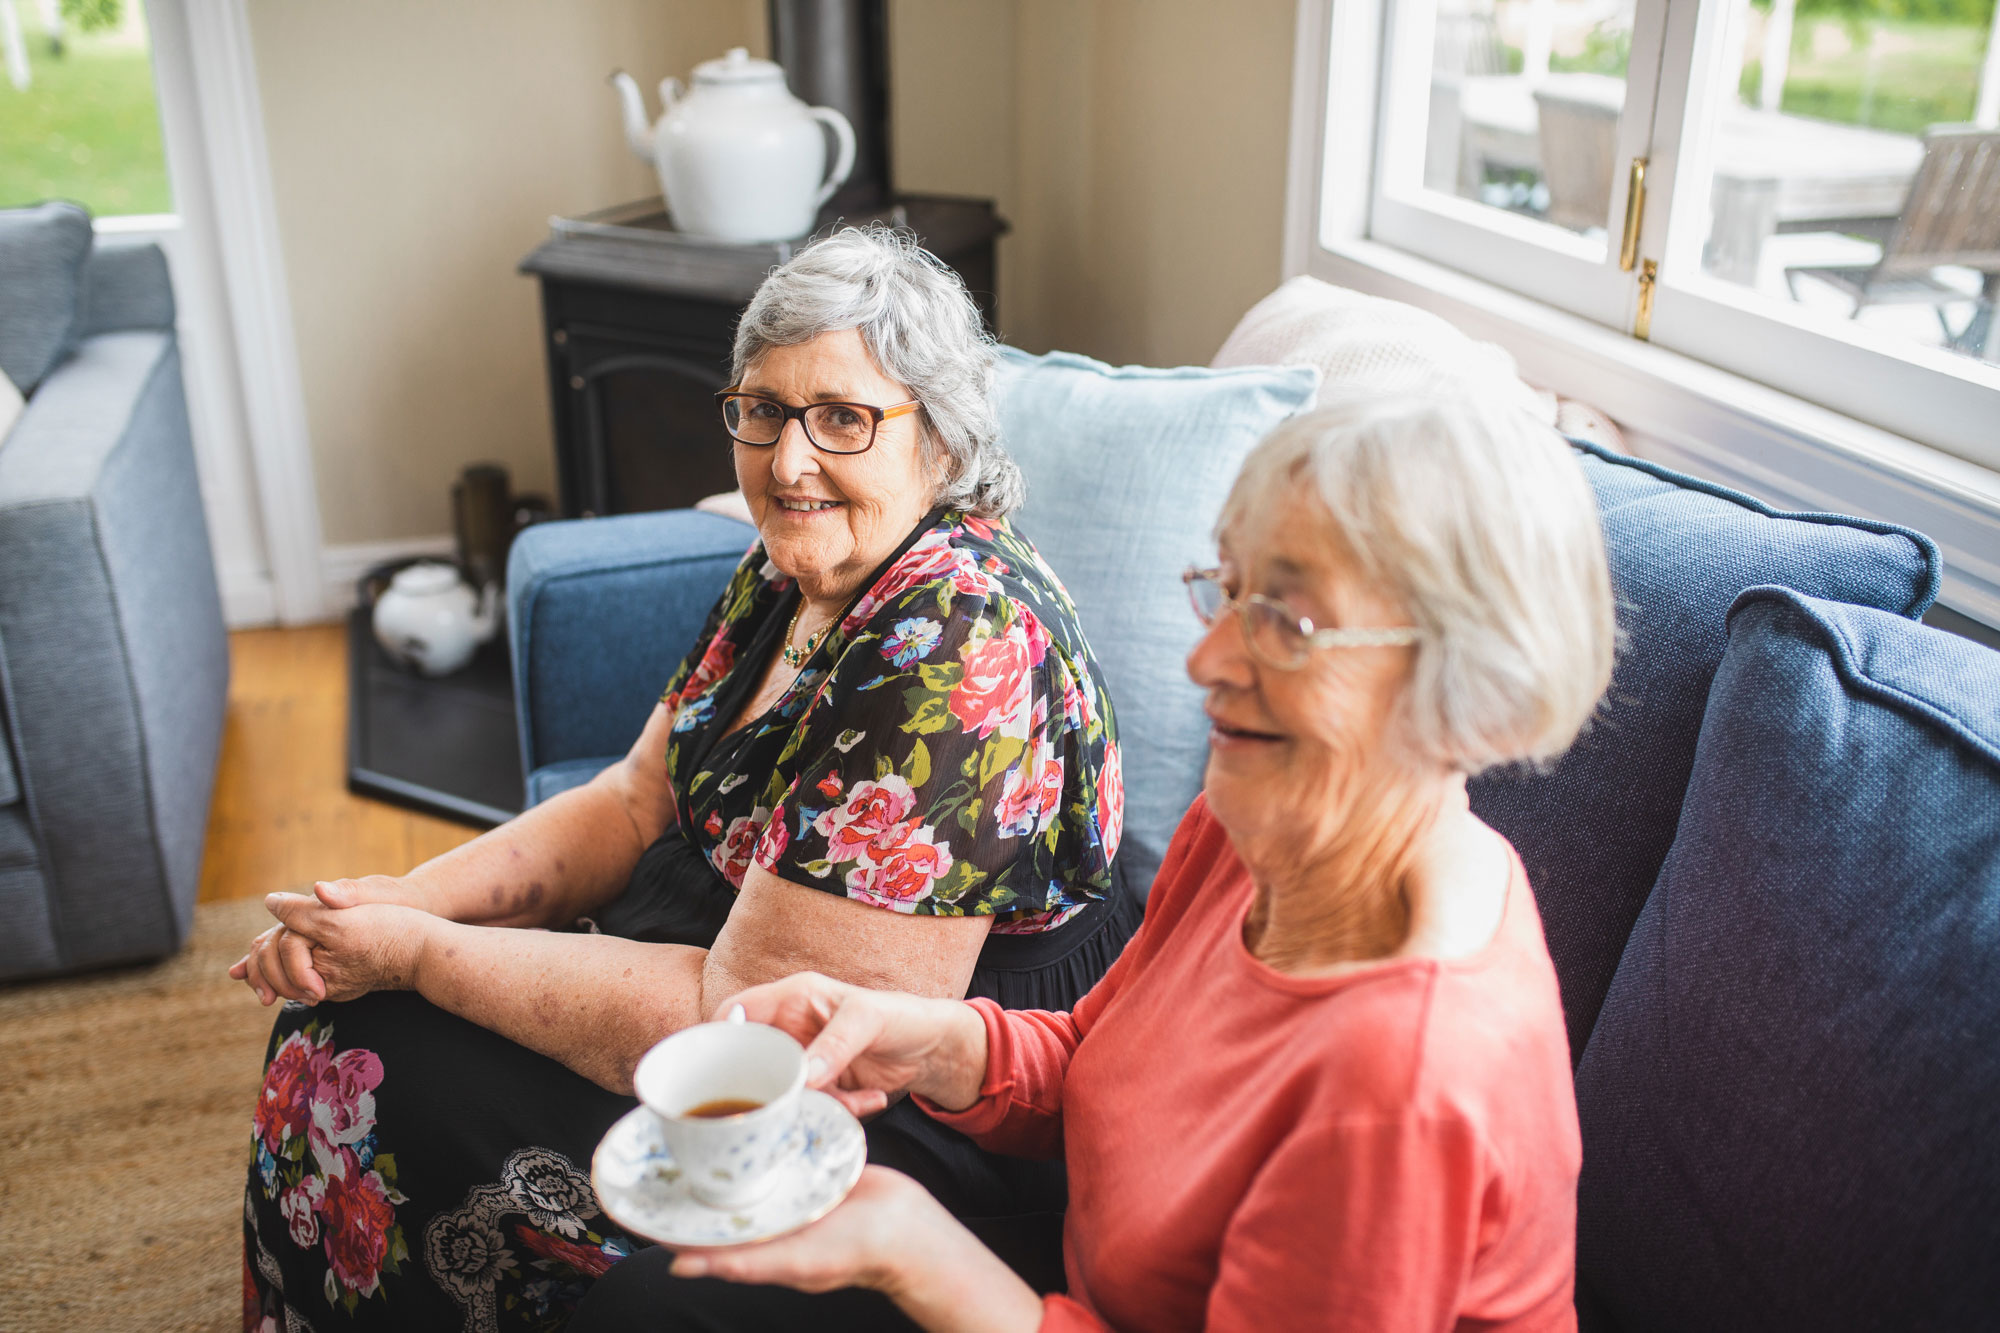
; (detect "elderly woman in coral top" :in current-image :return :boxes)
[573,396,1617,1332]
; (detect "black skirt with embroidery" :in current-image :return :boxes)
[241,847,1139,1333]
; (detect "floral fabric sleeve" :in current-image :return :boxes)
[746,578,1118,923]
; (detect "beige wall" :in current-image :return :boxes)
[246,0,757,546]
[249,0,1293,548]
[891,0,1296,366]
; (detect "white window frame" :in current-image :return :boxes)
[1286,0,2000,628]
[1368,0,1669,330]
[106,0,325,626]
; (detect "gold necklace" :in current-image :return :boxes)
[781,600,830,669]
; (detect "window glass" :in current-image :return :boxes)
[1422,0,1638,248]
[1680,0,2000,368]
[0,0,172,216]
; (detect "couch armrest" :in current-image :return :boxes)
[79,238,175,337]
[507,510,754,779]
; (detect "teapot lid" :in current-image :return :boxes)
[390,562,463,596]
[691,47,785,87]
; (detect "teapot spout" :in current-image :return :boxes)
[609,69,655,165]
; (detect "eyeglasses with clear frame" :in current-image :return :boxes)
[1182,566,1422,670]
[716,388,922,455]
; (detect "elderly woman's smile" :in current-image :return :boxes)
[736,327,933,606]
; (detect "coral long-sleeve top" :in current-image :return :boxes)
[922,796,1581,1332]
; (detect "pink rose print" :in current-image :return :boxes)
[712,809,773,888]
[752,812,790,870]
[310,1048,384,1177]
[994,743,1064,840]
[1096,740,1124,860]
[847,823,954,905]
[840,533,959,630]
[960,515,995,541]
[703,809,725,838]
[319,1154,397,1298]
[815,771,843,800]
[255,1030,326,1154]
[948,627,1035,740]
[814,776,918,865]
[842,533,999,631]
[281,1175,326,1248]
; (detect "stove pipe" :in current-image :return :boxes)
[769,0,891,217]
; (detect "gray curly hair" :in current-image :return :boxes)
[731,226,1024,518]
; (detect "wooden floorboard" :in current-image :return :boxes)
[196,625,481,903]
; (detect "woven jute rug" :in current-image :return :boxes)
[0,898,280,1332]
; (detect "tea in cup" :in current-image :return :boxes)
[632,1020,806,1209]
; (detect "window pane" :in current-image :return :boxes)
[0,0,172,217]
[1423,0,1636,245]
[1684,0,1999,369]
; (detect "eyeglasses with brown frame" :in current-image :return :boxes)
[715,388,923,456]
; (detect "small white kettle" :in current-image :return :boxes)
[612,47,856,244]
[372,563,500,677]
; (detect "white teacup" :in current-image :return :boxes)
[632,1019,807,1210]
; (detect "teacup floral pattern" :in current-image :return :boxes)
[658,509,1121,932]
[250,1019,411,1314]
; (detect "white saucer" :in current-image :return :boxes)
[591,1090,867,1249]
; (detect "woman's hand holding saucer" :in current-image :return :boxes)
[669,1165,928,1290]
[718,971,991,1116]
[670,1166,1045,1332]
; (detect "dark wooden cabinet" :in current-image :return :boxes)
[521,196,1005,518]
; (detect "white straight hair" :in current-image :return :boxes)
[733,226,1024,518]
[1221,396,1617,774]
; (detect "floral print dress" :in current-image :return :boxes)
[660,506,1123,930]
[243,508,1135,1332]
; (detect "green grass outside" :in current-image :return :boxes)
[0,2,171,216]
[1738,18,1988,136]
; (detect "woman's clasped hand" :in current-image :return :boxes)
[227,877,429,1005]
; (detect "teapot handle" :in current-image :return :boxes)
[809,106,857,209]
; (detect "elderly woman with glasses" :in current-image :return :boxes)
[233,228,1135,1331]
[569,396,1616,1333]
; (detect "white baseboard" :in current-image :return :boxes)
[320,535,457,616]
[219,568,278,629]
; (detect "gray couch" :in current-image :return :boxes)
[0,201,229,980]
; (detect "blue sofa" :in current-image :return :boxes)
[507,370,1998,1326]
[0,202,229,980]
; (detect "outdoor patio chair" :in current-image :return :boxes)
[1534,86,1620,234]
[1784,124,2000,358]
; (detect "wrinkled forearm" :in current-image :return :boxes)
[414,919,709,1092]
[879,1200,1045,1333]
[403,774,664,929]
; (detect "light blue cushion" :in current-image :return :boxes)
[0,202,94,394]
[994,347,1319,898]
[1575,587,2000,1329]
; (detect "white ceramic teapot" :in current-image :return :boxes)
[612,48,856,244]
[372,563,500,677]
